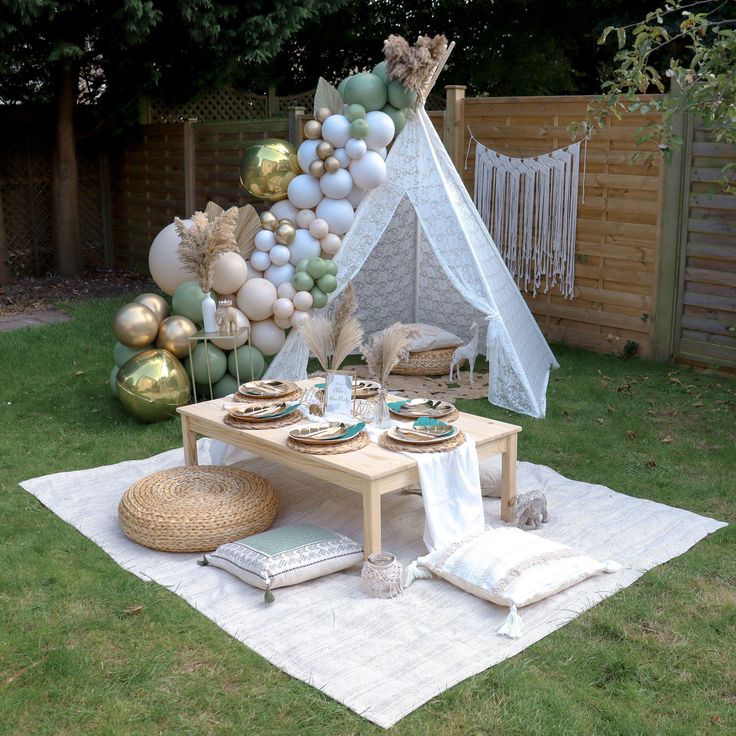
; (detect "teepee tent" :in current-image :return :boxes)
[266,106,558,419]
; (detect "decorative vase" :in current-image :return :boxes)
[202,293,217,334]
[373,387,392,428]
[361,552,404,599]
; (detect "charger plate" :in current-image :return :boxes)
[238,380,299,399]
[286,431,370,455]
[223,412,303,431]
[378,429,466,453]
[233,387,302,403]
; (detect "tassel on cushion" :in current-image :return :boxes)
[497,604,523,639]
[263,572,275,604]
[403,560,433,588]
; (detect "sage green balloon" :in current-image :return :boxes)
[346,103,366,121]
[351,118,369,139]
[323,259,338,276]
[227,345,266,382]
[296,258,310,272]
[381,104,407,134]
[212,373,239,399]
[172,280,206,325]
[310,286,328,309]
[344,72,387,112]
[387,79,417,109]
[372,60,388,82]
[317,273,337,293]
[185,342,227,384]
[293,271,315,292]
[337,76,352,99]
[114,341,150,368]
[306,257,327,280]
[110,365,119,396]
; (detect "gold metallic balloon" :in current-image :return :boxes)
[316,141,335,160]
[155,315,198,359]
[116,349,191,423]
[134,293,170,323]
[323,155,341,174]
[303,120,322,140]
[308,159,326,178]
[316,107,332,123]
[275,221,296,245]
[113,302,160,348]
[260,211,278,231]
[239,138,299,202]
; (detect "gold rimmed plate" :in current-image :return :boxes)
[238,379,297,398]
[387,425,459,445]
[391,398,455,419]
[288,422,359,445]
[227,402,289,422]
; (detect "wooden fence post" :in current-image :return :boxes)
[98,148,114,268]
[267,85,278,117]
[183,121,196,217]
[444,85,466,171]
[289,106,305,146]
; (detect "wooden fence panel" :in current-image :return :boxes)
[460,94,663,358]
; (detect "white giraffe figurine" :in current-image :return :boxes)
[449,321,479,384]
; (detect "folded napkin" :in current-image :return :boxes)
[331,421,366,440]
[412,417,452,436]
[388,400,407,411]
[245,402,301,419]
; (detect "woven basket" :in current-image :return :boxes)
[391,347,458,376]
[118,466,278,553]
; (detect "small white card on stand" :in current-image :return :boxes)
[325,370,354,416]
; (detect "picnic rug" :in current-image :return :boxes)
[20,440,726,729]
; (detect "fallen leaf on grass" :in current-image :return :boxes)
[645,459,657,468]
[74,370,85,377]
[122,605,144,615]
[662,435,674,444]
[627,430,636,440]
[692,401,704,408]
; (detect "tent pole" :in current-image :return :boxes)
[413,213,421,321]
[422,41,455,98]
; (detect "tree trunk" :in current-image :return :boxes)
[51,63,81,276]
[0,191,11,284]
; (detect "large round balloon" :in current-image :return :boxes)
[211,251,248,295]
[228,345,266,382]
[113,302,159,348]
[148,221,196,296]
[114,341,150,368]
[288,229,321,265]
[134,293,170,322]
[382,104,407,134]
[236,277,277,321]
[250,319,286,356]
[264,262,295,288]
[387,80,418,110]
[349,151,387,190]
[186,342,227,384]
[322,115,352,148]
[269,199,299,223]
[287,174,323,210]
[372,60,389,81]
[268,244,291,266]
[364,111,396,150]
[239,139,298,201]
[116,349,191,423]
[320,168,353,199]
[172,280,206,325]
[315,198,354,235]
[212,373,239,400]
[344,72,388,112]
[297,139,320,172]
[155,315,197,358]
[209,307,250,349]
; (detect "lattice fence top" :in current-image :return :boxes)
[425,94,445,111]
[277,90,315,114]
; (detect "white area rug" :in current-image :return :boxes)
[20,442,726,729]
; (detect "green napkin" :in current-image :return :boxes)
[388,400,407,411]
[336,421,366,439]
[413,416,453,436]
[261,403,301,418]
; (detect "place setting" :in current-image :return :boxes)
[286,420,369,455]
[378,416,466,454]
[233,379,303,403]
[223,400,304,430]
[388,397,459,422]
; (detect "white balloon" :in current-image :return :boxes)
[250,319,286,357]
[365,110,396,150]
[277,282,297,300]
[273,297,295,320]
[377,147,388,160]
[333,147,350,168]
[320,233,342,256]
[254,229,276,251]
[345,138,367,160]
[236,277,277,321]
[297,139,320,172]
[264,262,295,287]
[315,198,354,235]
[211,251,248,295]
[287,174,323,210]
[290,309,311,329]
[246,262,263,280]
[209,308,250,349]
[250,250,271,272]
[292,290,314,311]
[308,218,329,239]
[148,221,195,296]
[346,184,366,208]
[268,244,291,266]
[349,151,387,190]
[295,208,316,229]
[322,114,352,148]
[274,315,292,329]
[288,228,321,265]
[269,199,298,222]
[320,168,353,199]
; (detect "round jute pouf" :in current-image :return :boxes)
[118,466,278,552]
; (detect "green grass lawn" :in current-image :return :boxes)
[1,296,734,736]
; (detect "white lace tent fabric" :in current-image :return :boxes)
[474,142,581,299]
[266,108,559,418]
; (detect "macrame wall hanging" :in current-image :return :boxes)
[470,136,584,299]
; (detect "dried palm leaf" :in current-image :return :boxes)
[235,205,261,259]
[330,283,363,370]
[314,77,344,117]
[296,315,333,373]
[204,201,224,221]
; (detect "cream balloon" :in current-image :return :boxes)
[287,174,323,210]
[345,138,367,160]
[297,139,321,172]
[246,262,263,280]
[236,277,277,321]
[269,199,298,222]
[268,243,291,266]
[209,308,251,349]
[315,198,354,235]
[211,251,248,295]
[277,282,297,300]
[288,228,321,265]
[263,262,295,287]
[349,151,386,190]
[320,233,342,256]
[292,290,314,311]
[273,297,295,320]
[364,110,396,150]
[290,309,311,328]
[250,319,286,356]
[346,184,366,208]
[308,218,329,239]
[320,168,353,199]
[321,115,352,148]
[295,208,316,229]
[274,315,292,329]
[333,148,350,168]
[254,229,276,251]
[250,250,271,272]
[148,220,195,296]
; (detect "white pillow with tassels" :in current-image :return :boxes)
[404,526,621,638]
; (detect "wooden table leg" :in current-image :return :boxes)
[182,415,198,466]
[362,487,381,559]
[500,434,518,523]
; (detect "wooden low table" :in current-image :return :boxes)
[177,381,521,558]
